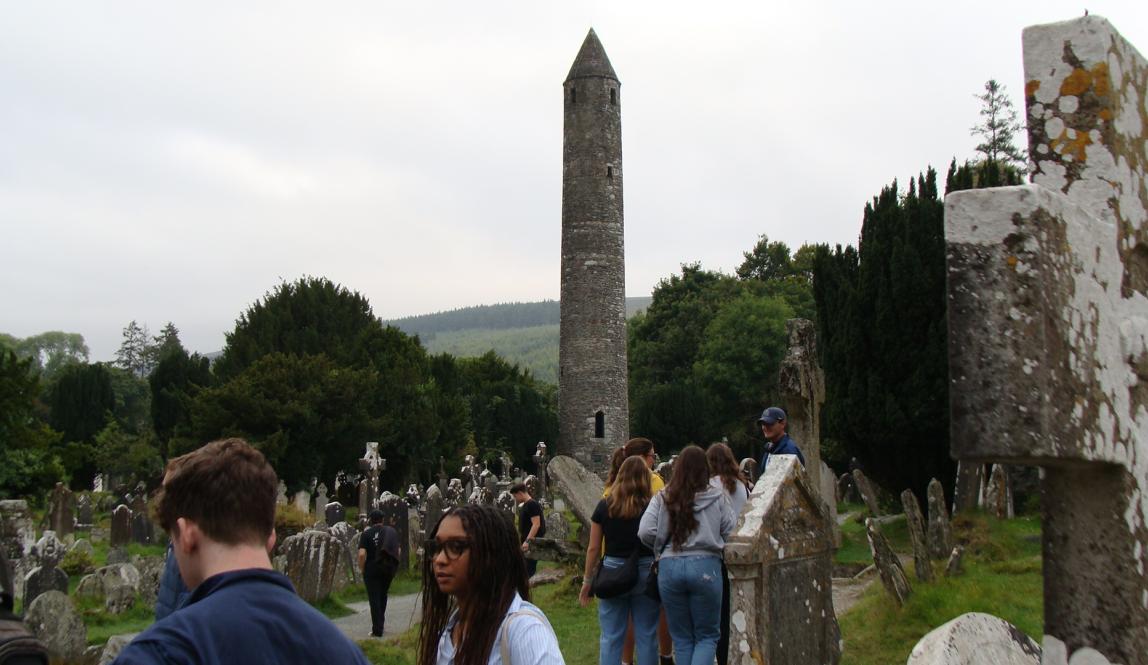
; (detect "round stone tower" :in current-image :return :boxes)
[559,28,628,474]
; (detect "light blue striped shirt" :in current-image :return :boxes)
[437,592,565,665]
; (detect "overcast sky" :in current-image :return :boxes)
[3,1,1146,362]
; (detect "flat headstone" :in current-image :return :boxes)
[907,612,1039,664]
[25,590,86,663]
[280,530,343,603]
[952,461,983,515]
[546,455,605,529]
[110,505,132,547]
[852,469,882,517]
[292,490,311,515]
[926,479,953,560]
[724,454,840,665]
[865,518,911,606]
[23,565,68,607]
[901,490,934,583]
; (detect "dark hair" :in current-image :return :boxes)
[608,456,652,519]
[706,442,748,495]
[604,447,627,487]
[369,509,384,524]
[155,438,277,546]
[416,504,529,665]
[623,437,654,459]
[509,483,528,495]
[663,445,711,550]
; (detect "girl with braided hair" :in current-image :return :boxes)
[416,504,564,665]
[638,446,734,665]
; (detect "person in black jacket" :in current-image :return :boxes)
[358,510,401,638]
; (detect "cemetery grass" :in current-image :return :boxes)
[835,503,910,565]
[837,513,1042,665]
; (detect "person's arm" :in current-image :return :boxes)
[358,547,367,572]
[637,493,661,548]
[520,506,542,552]
[720,492,736,539]
[579,521,604,607]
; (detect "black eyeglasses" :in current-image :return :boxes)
[425,538,470,560]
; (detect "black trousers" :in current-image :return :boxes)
[364,568,397,636]
[525,557,538,578]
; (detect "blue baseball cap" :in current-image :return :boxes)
[757,407,786,425]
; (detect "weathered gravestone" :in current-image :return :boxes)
[92,563,141,614]
[952,461,984,514]
[723,454,840,665]
[292,490,311,516]
[984,464,1014,519]
[901,490,934,583]
[424,484,445,533]
[325,501,345,527]
[926,478,953,560]
[377,492,410,570]
[777,318,824,494]
[739,458,758,486]
[359,442,386,515]
[314,483,329,517]
[836,473,858,504]
[495,491,517,532]
[544,511,570,543]
[130,495,153,545]
[851,469,882,517]
[445,478,465,507]
[865,518,911,607]
[944,15,1148,661]
[546,455,605,531]
[0,499,35,559]
[908,612,1040,665]
[280,530,343,603]
[276,480,288,506]
[408,508,421,566]
[524,475,542,504]
[77,492,93,529]
[405,484,422,509]
[25,590,86,664]
[819,461,840,546]
[329,521,361,584]
[110,505,131,548]
[47,482,75,539]
[23,566,68,608]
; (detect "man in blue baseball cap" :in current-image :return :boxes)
[757,406,805,472]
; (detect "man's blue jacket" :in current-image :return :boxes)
[759,433,806,473]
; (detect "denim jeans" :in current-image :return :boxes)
[597,555,659,665]
[657,555,723,665]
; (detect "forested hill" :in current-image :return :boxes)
[385,297,651,385]
[386,297,652,337]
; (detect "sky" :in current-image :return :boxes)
[3,1,1146,362]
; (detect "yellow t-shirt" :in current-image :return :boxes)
[602,470,665,497]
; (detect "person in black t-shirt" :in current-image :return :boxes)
[510,483,545,578]
[358,510,401,637]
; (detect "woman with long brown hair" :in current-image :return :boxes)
[638,446,734,665]
[706,442,750,665]
[580,456,660,665]
[416,504,564,665]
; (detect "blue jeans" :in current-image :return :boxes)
[658,555,723,665]
[598,555,659,665]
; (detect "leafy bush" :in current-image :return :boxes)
[60,547,96,577]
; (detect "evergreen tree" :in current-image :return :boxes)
[971,79,1026,170]
[0,350,64,497]
[115,320,156,378]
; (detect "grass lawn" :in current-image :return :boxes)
[837,512,1042,665]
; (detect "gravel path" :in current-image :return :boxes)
[334,592,422,641]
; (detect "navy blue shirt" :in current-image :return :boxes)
[114,568,369,665]
[759,433,806,472]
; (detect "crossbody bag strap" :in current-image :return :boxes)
[498,608,549,665]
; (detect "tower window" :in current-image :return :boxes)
[607,166,613,179]
[610,88,617,105]
[594,411,605,438]
[571,88,577,105]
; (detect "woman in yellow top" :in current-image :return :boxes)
[601,437,672,665]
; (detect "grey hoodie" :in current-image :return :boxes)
[637,486,735,558]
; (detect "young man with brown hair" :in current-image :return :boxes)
[113,438,368,664]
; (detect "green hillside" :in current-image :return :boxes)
[388,297,651,385]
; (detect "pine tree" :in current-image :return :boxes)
[971,79,1026,170]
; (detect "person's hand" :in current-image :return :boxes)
[521,541,529,553]
[578,583,592,607]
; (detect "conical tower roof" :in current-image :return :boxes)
[565,28,618,83]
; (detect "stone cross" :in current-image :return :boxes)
[500,451,514,482]
[723,455,840,664]
[357,441,386,515]
[944,15,1148,661]
[532,442,549,495]
[777,318,825,495]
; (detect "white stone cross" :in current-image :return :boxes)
[944,15,1148,662]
